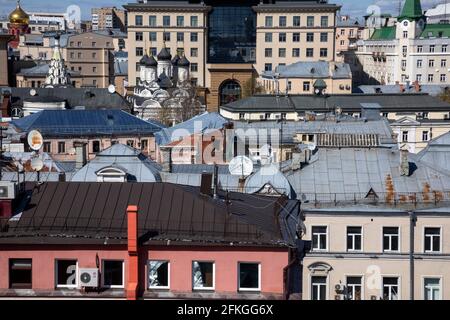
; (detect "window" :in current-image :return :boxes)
[429,59,435,67]
[416,74,422,82]
[239,113,245,120]
[148,261,170,289]
[177,16,184,27]
[9,259,32,289]
[140,139,148,152]
[190,32,198,42]
[306,48,314,57]
[346,276,362,300]
[440,74,447,83]
[347,226,362,251]
[190,48,198,57]
[293,16,300,27]
[320,32,328,42]
[192,261,214,290]
[320,48,328,58]
[383,227,399,252]
[303,81,311,91]
[424,227,441,252]
[135,15,143,26]
[424,278,441,300]
[93,80,97,87]
[191,16,198,27]
[136,47,143,56]
[177,32,184,42]
[306,33,314,42]
[292,48,300,57]
[92,52,97,59]
[278,48,286,58]
[307,16,314,27]
[149,15,156,27]
[265,16,273,27]
[265,33,272,42]
[58,141,66,154]
[430,45,435,53]
[238,262,260,291]
[77,52,82,59]
[422,131,429,141]
[441,59,447,67]
[417,60,422,68]
[428,74,434,82]
[403,31,408,38]
[92,140,100,153]
[93,67,97,73]
[293,33,300,42]
[55,259,77,288]
[321,16,328,27]
[402,131,409,142]
[265,48,272,58]
[312,226,327,251]
[311,276,326,300]
[135,32,143,41]
[149,32,157,42]
[102,260,124,288]
[163,32,171,42]
[401,60,407,68]
[163,16,170,27]
[417,45,423,53]
[43,142,51,153]
[382,277,399,300]
[442,45,447,53]
[265,63,272,72]
[279,33,286,42]
[191,63,198,72]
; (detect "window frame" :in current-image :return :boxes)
[346,226,363,252]
[237,262,261,292]
[148,260,170,290]
[381,276,400,300]
[192,261,215,291]
[310,275,327,300]
[345,275,363,300]
[382,226,400,253]
[423,226,442,253]
[422,276,442,300]
[311,225,328,251]
[9,258,33,289]
[55,259,78,289]
[101,260,125,289]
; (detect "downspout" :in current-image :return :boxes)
[409,211,416,300]
[126,205,139,300]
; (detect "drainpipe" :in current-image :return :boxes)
[126,205,139,300]
[409,211,416,300]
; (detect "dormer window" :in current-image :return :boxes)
[96,166,128,182]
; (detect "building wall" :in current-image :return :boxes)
[0,35,10,87]
[335,25,363,61]
[92,7,127,31]
[302,213,450,300]
[262,77,352,95]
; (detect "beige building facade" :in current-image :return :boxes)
[92,7,127,31]
[0,34,12,87]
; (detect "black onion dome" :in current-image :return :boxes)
[157,46,172,61]
[177,55,190,67]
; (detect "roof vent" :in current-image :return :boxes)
[200,172,213,197]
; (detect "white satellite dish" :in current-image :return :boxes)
[27,130,44,151]
[108,84,116,94]
[229,156,253,177]
[308,143,317,151]
[30,157,44,172]
[30,89,37,96]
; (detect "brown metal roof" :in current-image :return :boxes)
[0,182,299,247]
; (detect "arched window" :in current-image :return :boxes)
[219,80,241,106]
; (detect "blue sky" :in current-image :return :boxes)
[0,0,447,20]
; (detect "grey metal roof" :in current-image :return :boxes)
[71,144,161,182]
[18,63,80,77]
[415,131,450,176]
[263,61,351,79]
[244,164,296,199]
[357,85,449,96]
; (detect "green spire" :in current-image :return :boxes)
[398,0,423,21]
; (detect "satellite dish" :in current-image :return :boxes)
[108,84,116,94]
[30,157,44,172]
[30,89,37,96]
[229,156,253,177]
[308,143,317,151]
[27,130,44,151]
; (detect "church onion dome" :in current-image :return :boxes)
[171,55,180,66]
[139,54,156,67]
[157,46,172,61]
[177,55,190,67]
[9,1,30,25]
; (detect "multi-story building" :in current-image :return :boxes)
[0,34,13,87]
[28,12,67,32]
[91,7,127,32]
[125,0,341,111]
[356,0,450,85]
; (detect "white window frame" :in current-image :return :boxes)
[382,226,400,253]
[101,260,125,289]
[345,275,364,300]
[423,226,442,253]
[310,275,328,300]
[148,260,170,290]
[55,259,78,289]
[381,276,401,300]
[311,225,328,252]
[237,262,261,292]
[346,226,363,252]
[192,261,215,291]
[422,276,442,300]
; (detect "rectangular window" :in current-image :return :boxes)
[293,33,300,42]
[43,142,51,153]
[383,227,399,252]
[424,278,441,300]
[149,15,156,27]
[321,16,328,27]
[92,52,97,59]
[320,32,328,42]
[306,48,314,57]
[303,81,310,91]
[293,16,300,27]
[136,47,143,56]
[265,33,272,42]
[307,16,314,27]
[58,141,66,154]
[265,63,272,72]
[306,33,314,42]
[442,45,447,53]
[92,67,97,73]
[417,45,423,53]
[403,31,408,38]
[163,16,170,27]
[238,262,260,291]
[417,60,422,68]
[265,16,273,27]
[279,16,286,27]
[441,59,447,67]
[422,131,429,141]
[135,15,143,26]
[92,140,100,153]
[190,48,198,57]
[402,131,409,142]
[177,32,184,42]
[402,46,407,55]
[192,261,214,290]
[191,63,198,72]
[430,45,435,53]
[312,226,327,251]
[135,32,143,41]
[279,33,286,42]
[429,59,435,67]
[191,32,198,42]
[292,48,300,57]
[265,48,272,58]
[440,74,447,82]
[102,260,124,288]
[150,47,157,56]
[311,276,326,300]
[346,276,362,300]
[428,74,434,82]
[149,32,157,42]
[177,16,184,27]
[424,227,441,252]
[278,48,286,58]
[347,226,362,251]
[383,277,399,300]
[163,32,171,42]
[191,16,198,27]
[320,48,328,58]
[416,74,422,82]
[9,259,32,289]
[148,261,170,289]
[140,139,148,152]
[55,259,77,288]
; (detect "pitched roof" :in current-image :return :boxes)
[398,0,423,21]
[263,61,351,79]
[0,182,299,247]
[370,26,396,40]
[11,110,163,137]
[420,24,450,38]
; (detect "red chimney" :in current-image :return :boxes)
[126,205,139,300]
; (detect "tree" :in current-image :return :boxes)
[242,77,266,98]
[439,87,450,104]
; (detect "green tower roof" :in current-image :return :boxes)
[398,0,423,21]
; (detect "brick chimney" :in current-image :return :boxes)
[126,205,139,300]
[399,84,405,93]
[413,80,421,93]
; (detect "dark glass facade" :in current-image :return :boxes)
[207,0,258,63]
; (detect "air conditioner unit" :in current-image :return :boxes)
[78,268,99,288]
[335,284,345,293]
[0,182,17,200]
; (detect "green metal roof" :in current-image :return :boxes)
[420,24,450,38]
[398,0,423,21]
[370,26,396,40]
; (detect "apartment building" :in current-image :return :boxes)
[125,0,340,111]
[0,34,13,87]
[91,7,127,31]
[356,0,450,85]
